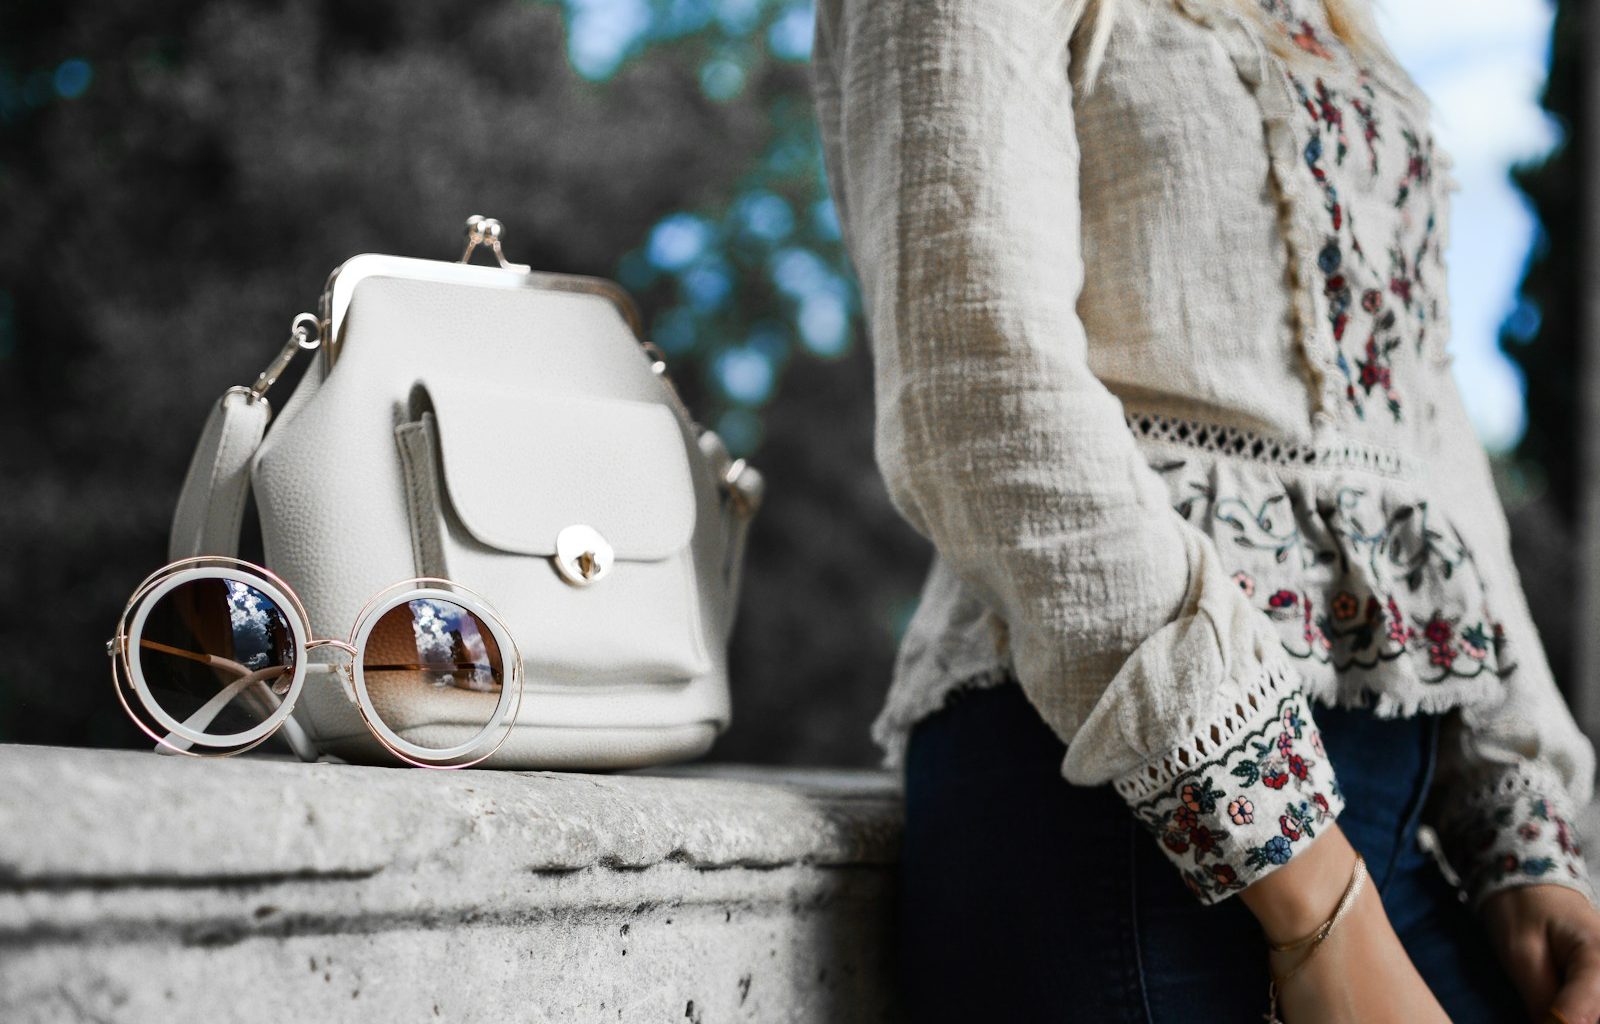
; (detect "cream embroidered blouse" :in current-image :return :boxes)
[809,0,1597,906]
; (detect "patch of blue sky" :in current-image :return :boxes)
[768,246,836,300]
[681,257,735,311]
[734,190,795,242]
[810,198,841,242]
[715,345,777,404]
[648,212,715,271]
[1375,1,1558,452]
[653,0,717,37]
[798,292,850,357]
[766,4,814,61]
[714,0,765,35]
[566,0,797,78]
[565,0,654,79]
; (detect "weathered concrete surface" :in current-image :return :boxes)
[0,746,904,1023]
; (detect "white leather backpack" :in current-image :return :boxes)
[167,217,764,769]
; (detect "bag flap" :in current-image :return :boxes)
[421,378,698,561]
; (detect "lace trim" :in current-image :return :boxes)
[1124,407,1411,477]
[1119,669,1345,903]
[1464,762,1574,804]
[1112,654,1306,804]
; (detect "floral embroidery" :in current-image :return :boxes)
[1149,459,1519,684]
[1239,579,1510,683]
[1261,0,1449,423]
[1259,0,1333,58]
[1435,780,1590,903]
[1128,691,1342,902]
[1350,92,1379,174]
[1395,127,1433,209]
[1354,324,1401,418]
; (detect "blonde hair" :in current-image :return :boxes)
[1068,0,1408,96]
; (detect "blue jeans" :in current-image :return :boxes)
[898,677,1527,1022]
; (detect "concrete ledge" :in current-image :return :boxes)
[0,746,904,1023]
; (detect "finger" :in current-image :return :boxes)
[1501,929,1560,1022]
[1550,942,1600,1024]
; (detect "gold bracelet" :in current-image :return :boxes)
[1264,852,1368,1024]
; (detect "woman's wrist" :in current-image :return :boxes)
[1240,822,1361,944]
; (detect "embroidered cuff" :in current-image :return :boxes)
[1115,678,1345,905]
[1433,761,1594,910]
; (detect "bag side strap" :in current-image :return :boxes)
[163,388,321,762]
[168,388,271,561]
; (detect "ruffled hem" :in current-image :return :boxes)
[868,405,1525,773]
[869,657,1013,771]
[1133,422,1517,720]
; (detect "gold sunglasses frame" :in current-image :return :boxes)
[107,555,525,769]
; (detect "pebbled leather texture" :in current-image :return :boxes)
[423,380,697,561]
[240,271,742,769]
[403,384,712,684]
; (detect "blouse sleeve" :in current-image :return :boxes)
[1421,371,1596,909]
[810,0,1345,904]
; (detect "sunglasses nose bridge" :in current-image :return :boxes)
[305,639,361,704]
[306,639,359,658]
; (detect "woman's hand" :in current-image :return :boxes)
[1483,883,1600,1023]
[1240,823,1449,1022]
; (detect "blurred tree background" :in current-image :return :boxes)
[1498,0,1587,707]
[0,0,931,763]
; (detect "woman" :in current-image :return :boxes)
[809,0,1600,1020]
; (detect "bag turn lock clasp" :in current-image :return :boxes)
[553,524,614,586]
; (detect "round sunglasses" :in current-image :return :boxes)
[107,556,524,769]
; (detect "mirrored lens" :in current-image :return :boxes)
[360,597,511,762]
[131,576,298,749]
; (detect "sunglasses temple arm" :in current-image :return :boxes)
[139,637,257,679]
[153,666,319,762]
[278,705,319,762]
[154,670,274,755]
